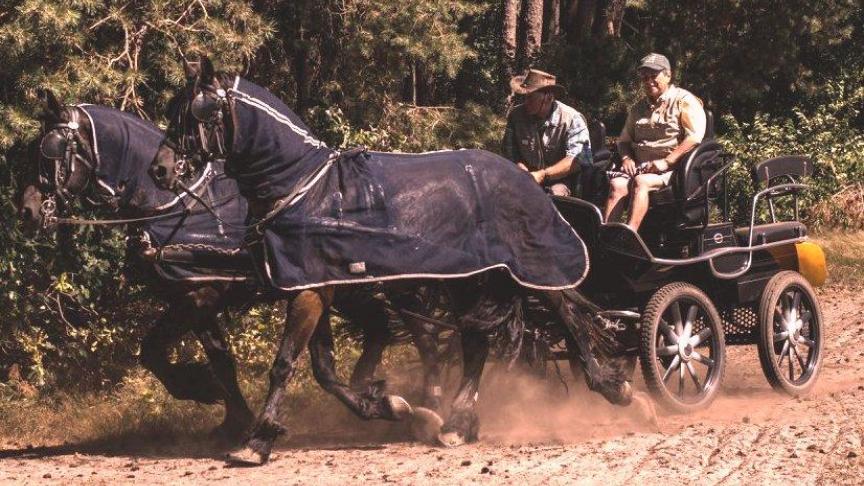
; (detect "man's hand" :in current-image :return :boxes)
[517,162,529,172]
[646,159,670,173]
[531,169,546,184]
[622,156,637,176]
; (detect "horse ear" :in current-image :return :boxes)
[38,89,64,122]
[183,58,201,82]
[200,56,215,85]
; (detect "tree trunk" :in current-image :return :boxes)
[591,0,607,37]
[545,0,561,41]
[569,0,595,41]
[294,33,308,113]
[503,0,520,76]
[523,0,544,66]
[605,0,626,37]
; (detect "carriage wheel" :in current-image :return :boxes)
[639,282,726,413]
[757,271,823,396]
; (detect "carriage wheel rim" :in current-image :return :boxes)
[770,285,819,385]
[653,297,720,404]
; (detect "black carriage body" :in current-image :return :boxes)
[547,138,825,412]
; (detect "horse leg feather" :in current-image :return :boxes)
[193,319,254,443]
[308,315,411,421]
[437,330,488,447]
[542,289,633,406]
[346,304,390,391]
[404,317,444,411]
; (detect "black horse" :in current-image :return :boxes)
[17,93,451,442]
[150,57,632,465]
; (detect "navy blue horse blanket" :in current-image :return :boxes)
[224,77,590,291]
[79,104,249,282]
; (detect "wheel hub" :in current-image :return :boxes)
[679,343,693,361]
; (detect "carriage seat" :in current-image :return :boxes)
[588,119,611,166]
[645,111,731,229]
[734,221,806,246]
[568,119,612,202]
[734,154,813,246]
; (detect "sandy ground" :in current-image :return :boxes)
[2,286,863,485]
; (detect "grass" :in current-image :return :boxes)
[812,230,864,288]
[0,332,425,450]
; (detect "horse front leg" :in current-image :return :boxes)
[436,330,489,447]
[404,318,444,411]
[140,293,223,404]
[226,288,334,466]
[308,315,412,420]
[193,319,255,443]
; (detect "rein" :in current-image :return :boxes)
[45,166,237,228]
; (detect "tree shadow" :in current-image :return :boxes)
[1,422,414,461]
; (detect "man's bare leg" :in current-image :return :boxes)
[605,177,631,222]
[627,173,666,231]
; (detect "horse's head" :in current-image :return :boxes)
[151,56,232,191]
[17,90,102,233]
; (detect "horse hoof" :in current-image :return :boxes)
[618,381,633,405]
[603,380,633,406]
[437,431,465,448]
[410,407,444,444]
[210,420,251,445]
[225,447,268,467]
[632,392,660,432]
[386,395,413,420]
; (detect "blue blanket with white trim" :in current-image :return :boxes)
[226,77,589,290]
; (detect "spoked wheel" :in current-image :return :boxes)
[639,282,726,413]
[757,271,823,396]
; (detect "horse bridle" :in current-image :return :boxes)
[37,107,119,228]
[170,78,233,179]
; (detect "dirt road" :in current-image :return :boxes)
[2,287,863,485]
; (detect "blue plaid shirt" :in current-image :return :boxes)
[502,101,592,172]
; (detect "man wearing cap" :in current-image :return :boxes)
[605,53,707,231]
[502,69,592,197]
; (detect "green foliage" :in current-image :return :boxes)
[0,0,863,398]
[0,0,273,391]
[625,0,862,121]
[718,71,864,227]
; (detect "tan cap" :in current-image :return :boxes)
[638,53,671,72]
[509,69,566,97]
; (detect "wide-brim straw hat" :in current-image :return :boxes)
[510,69,566,97]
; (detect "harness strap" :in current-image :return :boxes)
[51,166,233,227]
[173,146,367,234]
[55,210,189,226]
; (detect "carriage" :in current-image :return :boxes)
[539,123,826,412]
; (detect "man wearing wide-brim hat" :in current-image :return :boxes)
[502,69,592,197]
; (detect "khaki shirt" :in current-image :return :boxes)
[502,101,592,172]
[617,85,706,163]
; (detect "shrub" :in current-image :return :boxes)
[718,72,864,228]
